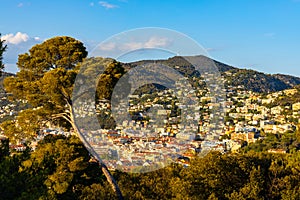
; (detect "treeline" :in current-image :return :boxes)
[1,135,299,200]
[223,69,300,93]
[242,129,300,153]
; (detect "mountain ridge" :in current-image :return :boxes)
[125,55,300,93]
[1,56,299,94]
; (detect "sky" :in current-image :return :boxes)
[1,0,300,77]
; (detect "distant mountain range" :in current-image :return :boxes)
[126,55,300,93]
[1,56,300,94]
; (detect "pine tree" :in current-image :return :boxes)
[0,33,8,75]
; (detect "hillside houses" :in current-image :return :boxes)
[1,70,299,171]
[292,102,300,111]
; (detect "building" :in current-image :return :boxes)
[292,102,300,111]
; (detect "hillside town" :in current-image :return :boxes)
[2,72,299,172]
[2,1,300,198]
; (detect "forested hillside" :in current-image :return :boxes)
[1,134,299,199]
[127,56,300,93]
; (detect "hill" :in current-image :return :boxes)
[1,56,299,94]
[223,68,300,93]
[125,55,300,93]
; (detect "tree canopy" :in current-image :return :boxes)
[1,137,300,199]
[0,33,8,75]
[17,36,87,72]
[2,36,87,142]
[2,36,125,199]
[0,135,116,200]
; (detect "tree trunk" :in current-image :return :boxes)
[69,107,124,200]
[100,162,124,200]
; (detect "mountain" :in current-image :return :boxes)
[273,73,300,87]
[125,55,300,93]
[127,55,236,76]
[223,69,300,93]
[1,56,299,94]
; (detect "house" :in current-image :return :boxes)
[231,132,255,143]
[260,120,274,128]
[283,89,297,96]
[268,149,287,154]
[262,98,274,104]
[9,144,27,151]
[292,102,300,111]
[271,106,283,115]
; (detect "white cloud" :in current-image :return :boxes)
[17,2,31,7]
[99,1,118,9]
[1,32,41,45]
[90,2,95,6]
[99,37,172,52]
[144,37,171,48]
[121,42,144,51]
[1,32,42,73]
[99,42,116,51]
[1,32,29,45]
[122,37,171,51]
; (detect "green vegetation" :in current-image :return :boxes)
[1,135,300,199]
[3,36,88,143]
[130,56,300,94]
[223,69,300,93]
[0,33,7,75]
[1,37,125,199]
[1,35,300,199]
[0,135,116,199]
[242,126,300,153]
[269,85,300,107]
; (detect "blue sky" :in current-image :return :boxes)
[1,0,300,77]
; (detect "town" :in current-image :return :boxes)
[2,70,299,172]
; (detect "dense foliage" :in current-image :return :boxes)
[0,33,8,75]
[1,37,126,199]
[1,38,125,143]
[2,36,88,142]
[223,69,300,93]
[242,127,300,153]
[0,135,299,199]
